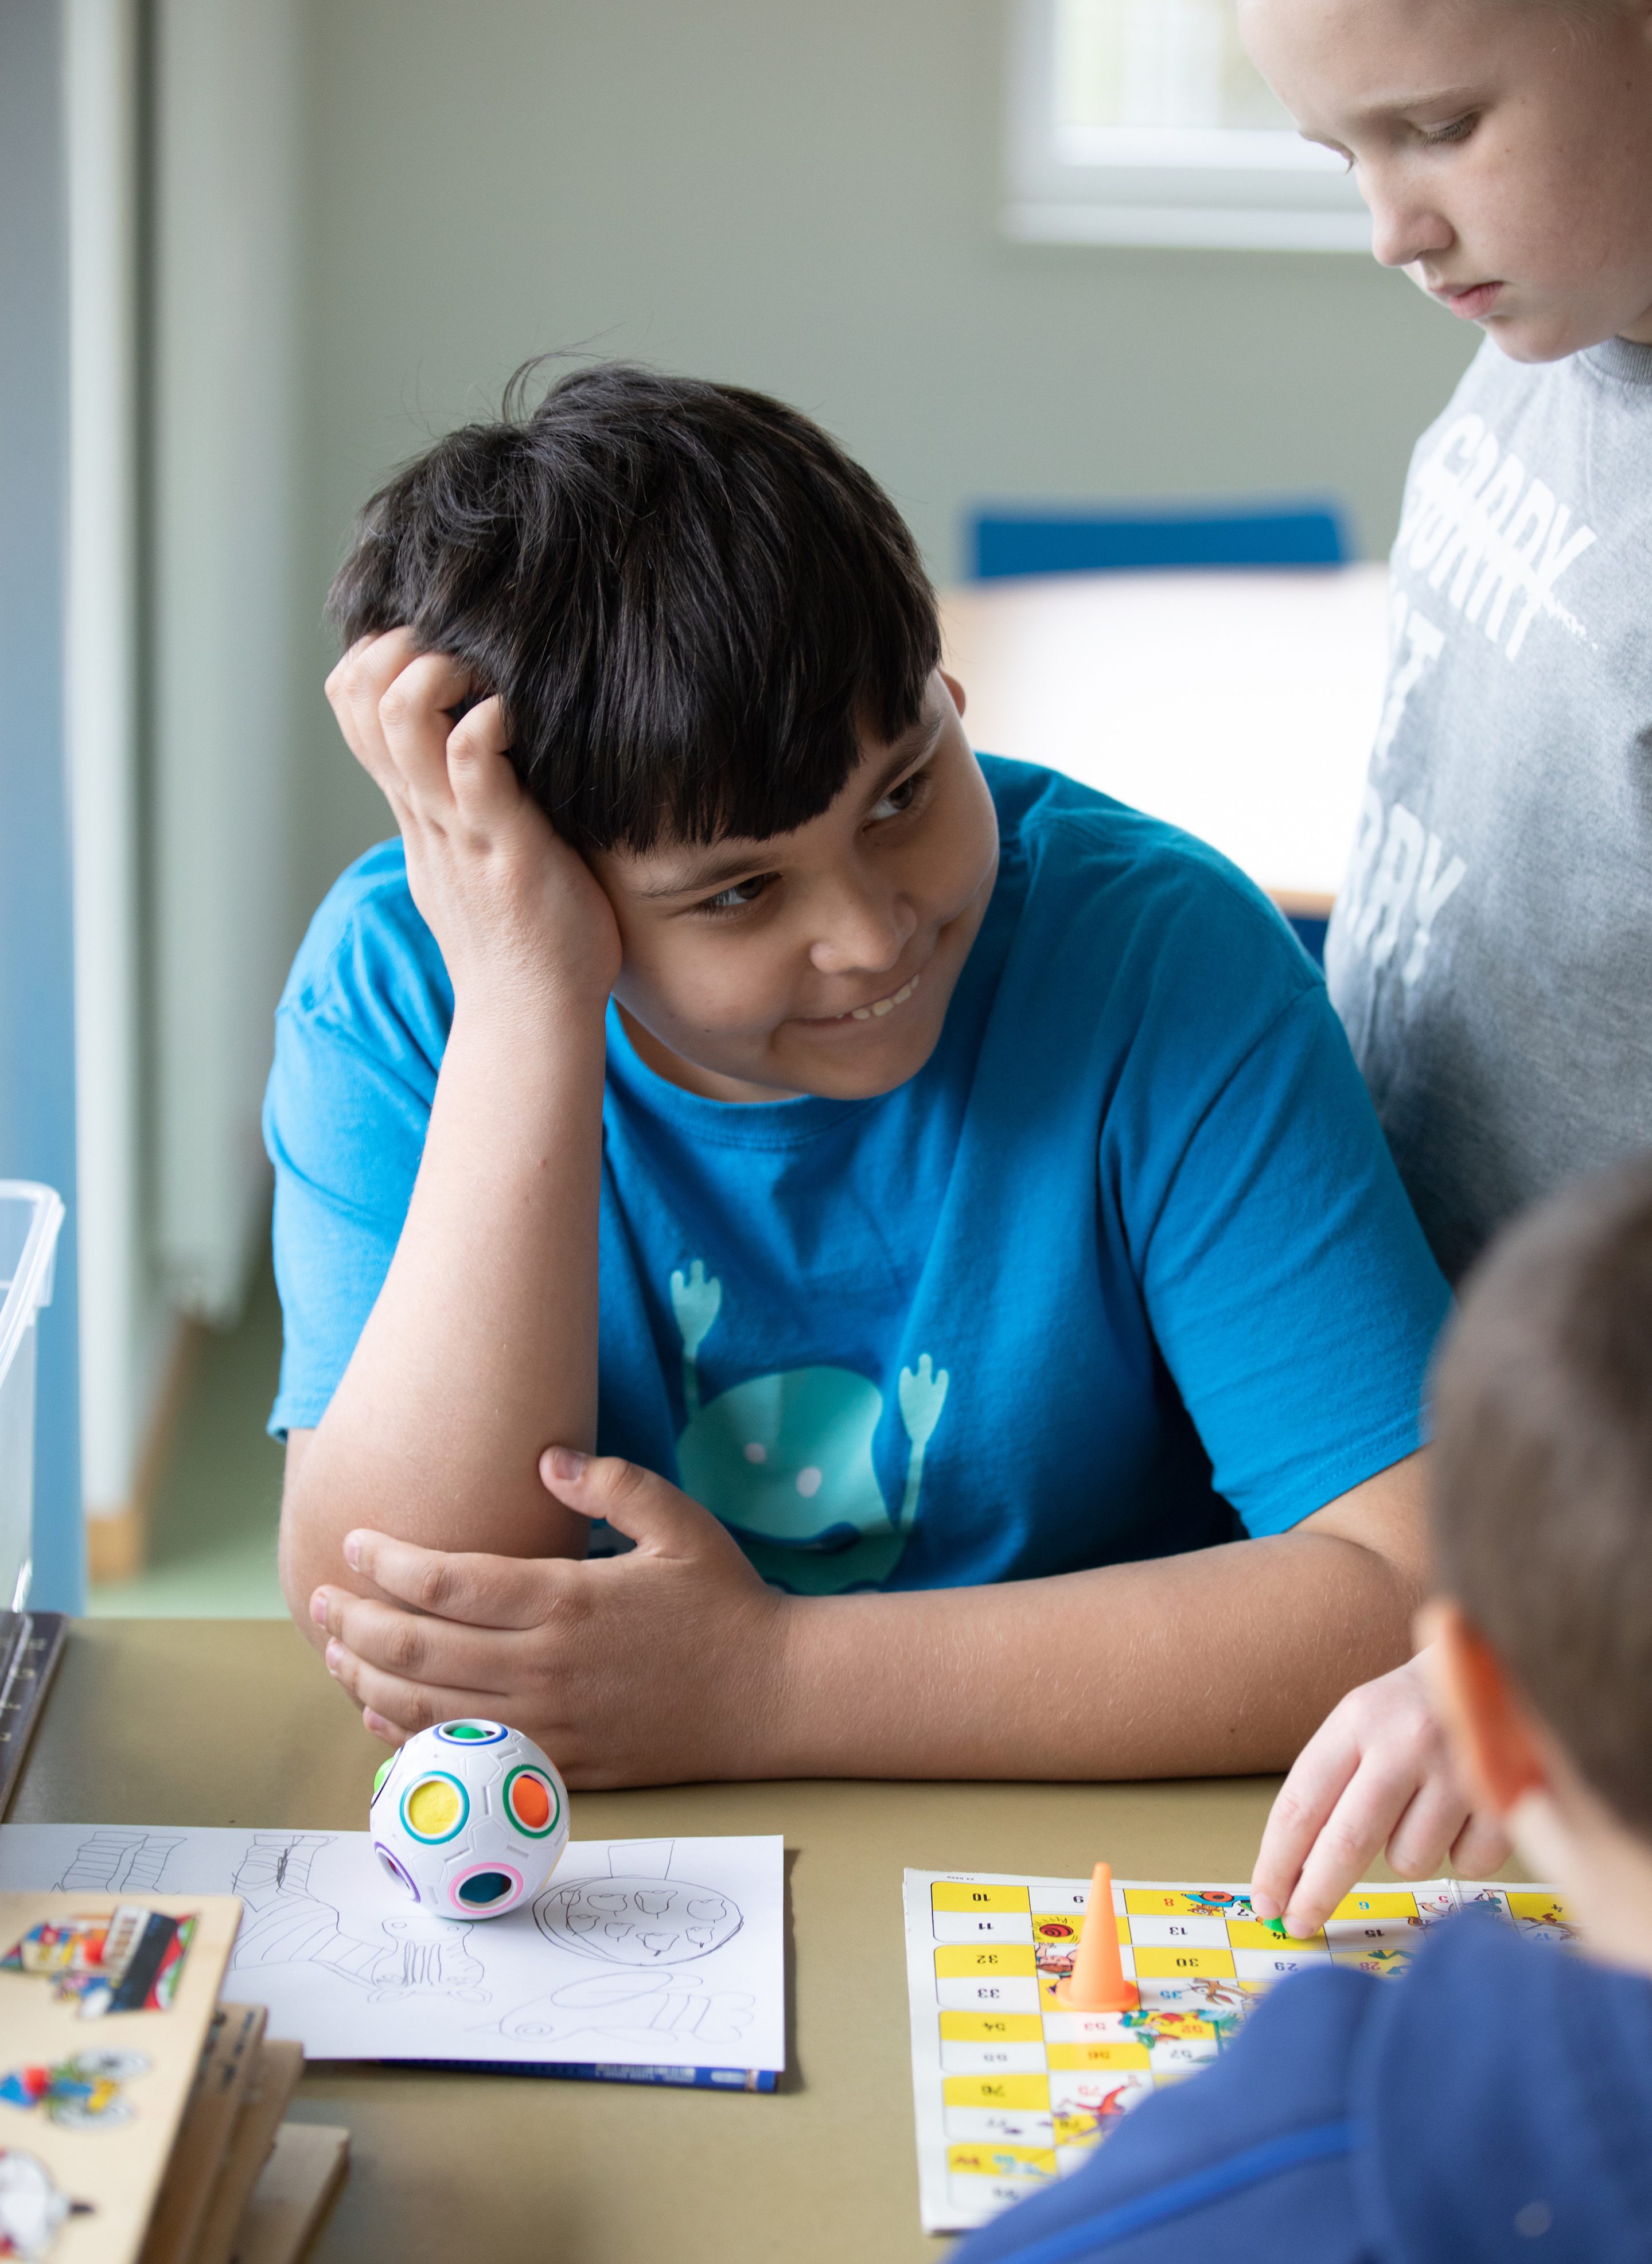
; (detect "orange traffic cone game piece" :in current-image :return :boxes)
[1055,1862,1139,2012]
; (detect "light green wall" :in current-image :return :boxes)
[293,0,1478,905]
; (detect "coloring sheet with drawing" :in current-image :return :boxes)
[0,1827,784,2086]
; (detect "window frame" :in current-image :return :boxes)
[1004,0,1373,254]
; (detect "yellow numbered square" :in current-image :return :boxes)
[1331,1947,1414,1979]
[948,2144,1056,2180]
[1047,2041,1151,2071]
[1053,2112,1105,2148]
[1132,1946,1237,1979]
[1506,1893,1571,1927]
[940,2012,1046,2044]
[936,1944,1038,1979]
[943,2074,1052,2111]
[1226,1921,1327,1951]
[1328,1892,1417,1922]
[933,1883,1033,1915]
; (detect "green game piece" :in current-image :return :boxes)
[1264,1915,1286,1936]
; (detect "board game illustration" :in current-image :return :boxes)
[902,1869,1572,2234]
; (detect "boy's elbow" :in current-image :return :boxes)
[278,1429,348,1651]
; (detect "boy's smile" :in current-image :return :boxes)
[1241,0,1652,362]
[590,671,1000,1105]
[796,968,923,1026]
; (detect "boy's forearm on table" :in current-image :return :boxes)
[281,995,606,1627]
[768,1525,1423,1782]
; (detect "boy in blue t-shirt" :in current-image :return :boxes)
[274,364,1448,1786]
[963,1159,1652,2264]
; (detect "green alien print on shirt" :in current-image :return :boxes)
[668,1258,950,1594]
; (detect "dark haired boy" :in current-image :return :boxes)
[963,1156,1652,2263]
[275,364,1450,1786]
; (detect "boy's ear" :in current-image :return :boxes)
[1416,1599,1549,1819]
[940,669,967,721]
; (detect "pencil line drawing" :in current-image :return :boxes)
[533,1838,745,1967]
[229,1833,490,2003]
[53,1829,185,1894]
[494,1973,757,2051]
[0,1822,784,2077]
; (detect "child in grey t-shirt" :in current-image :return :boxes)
[1237,0,1652,1932]
[1329,332,1652,1286]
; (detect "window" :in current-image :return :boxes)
[1006,0,1371,252]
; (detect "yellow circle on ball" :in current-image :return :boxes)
[406,1778,462,1836]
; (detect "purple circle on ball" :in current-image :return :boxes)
[375,1842,420,1901]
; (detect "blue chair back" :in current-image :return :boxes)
[969,500,1349,581]
[1287,912,1330,967]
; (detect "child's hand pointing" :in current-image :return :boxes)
[1249,1648,1513,1935]
[307,1452,796,1788]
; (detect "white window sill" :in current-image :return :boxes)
[1002,200,1374,253]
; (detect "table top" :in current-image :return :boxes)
[13,1620,1295,2262]
[940,565,1390,913]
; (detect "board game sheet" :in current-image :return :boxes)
[902,1868,1572,2234]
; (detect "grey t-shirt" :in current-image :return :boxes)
[1326,332,1652,1283]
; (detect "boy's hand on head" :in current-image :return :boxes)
[324,629,620,1018]
[1249,1649,1513,1935]
[306,1451,797,1788]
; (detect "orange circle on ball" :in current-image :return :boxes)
[511,1774,551,1829]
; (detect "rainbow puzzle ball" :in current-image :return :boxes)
[370,1720,569,1920]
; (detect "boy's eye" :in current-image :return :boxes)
[1419,113,1478,147]
[867,769,929,825]
[698,873,776,916]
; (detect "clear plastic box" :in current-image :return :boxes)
[0,1182,65,1618]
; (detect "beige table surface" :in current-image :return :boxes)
[13,1620,1304,2263]
[940,564,1389,914]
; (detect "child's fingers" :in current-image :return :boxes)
[444,696,524,824]
[313,1584,520,1691]
[325,629,420,792]
[1249,1714,1364,1919]
[336,1531,563,1630]
[324,1638,503,1740]
[1277,1763,1415,1935]
[1382,1772,1472,1881]
[539,1448,724,1559]
[375,649,478,809]
[1450,1809,1514,1881]
[325,628,415,720]
[1254,1653,1455,1926]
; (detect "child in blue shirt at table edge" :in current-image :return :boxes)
[965,1161,1652,2264]
[275,365,1450,1788]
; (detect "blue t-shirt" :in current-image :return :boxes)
[264,756,1450,1594]
[957,1912,1652,2263]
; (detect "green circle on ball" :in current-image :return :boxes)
[372,1758,393,1797]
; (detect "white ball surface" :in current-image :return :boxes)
[369,1719,569,1920]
